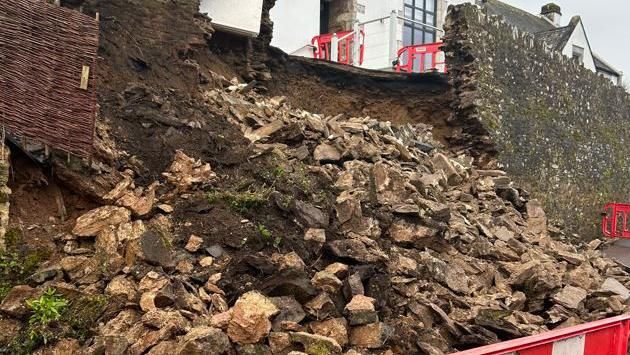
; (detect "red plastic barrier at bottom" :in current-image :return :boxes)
[451,314,630,355]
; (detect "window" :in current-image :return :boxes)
[402,0,438,47]
[572,45,584,65]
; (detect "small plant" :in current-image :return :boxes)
[206,188,270,212]
[257,224,282,249]
[26,288,69,345]
[257,224,272,240]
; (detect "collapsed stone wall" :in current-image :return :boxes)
[443,4,630,238]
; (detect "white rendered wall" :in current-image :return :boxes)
[357,0,403,70]
[199,0,264,37]
[561,21,596,72]
[271,0,320,54]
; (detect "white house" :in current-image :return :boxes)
[270,0,448,71]
[477,0,623,86]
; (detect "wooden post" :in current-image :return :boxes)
[80,65,90,90]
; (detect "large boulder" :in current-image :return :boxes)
[72,206,131,237]
[227,291,279,345]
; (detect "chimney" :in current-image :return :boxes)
[541,3,562,26]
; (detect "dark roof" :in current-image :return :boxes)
[534,24,574,51]
[479,0,555,33]
[593,53,622,76]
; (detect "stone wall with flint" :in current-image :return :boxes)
[443,4,630,238]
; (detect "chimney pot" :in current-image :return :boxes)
[541,3,562,26]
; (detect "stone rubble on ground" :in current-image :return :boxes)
[10,71,630,355]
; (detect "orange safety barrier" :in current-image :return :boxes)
[602,203,630,238]
[452,314,630,355]
[395,42,446,74]
[311,30,365,66]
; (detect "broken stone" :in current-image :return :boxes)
[311,271,343,294]
[309,318,348,348]
[227,291,279,345]
[600,278,630,301]
[432,153,462,186]
[176,326,231,354]
[343,273,365,300]
[324,263,349,279]
[271,296,306,332]
[72,206,131,237]
[290,331,342,354]
[0,285,36,318]
[304,228,326,244]
[327,238,388,263]
[199,256,214,267]
[344,295,378,326]
[304,293,337,320]
[349,322,388,349]
[314,143,341,162]
[388,219,436,245]
[293,200,329,228]
[184,234,204,253]
[552,286,587,310]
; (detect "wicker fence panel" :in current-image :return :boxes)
[0,0,99,158]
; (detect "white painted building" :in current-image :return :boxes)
[271,0,448,71]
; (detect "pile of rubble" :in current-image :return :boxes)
[2,73,629,355]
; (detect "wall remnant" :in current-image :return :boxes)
[443,4,630,237]
[0,0,99,158]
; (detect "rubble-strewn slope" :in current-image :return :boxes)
[1,1,629,355]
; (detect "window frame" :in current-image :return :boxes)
[402,0,438,46]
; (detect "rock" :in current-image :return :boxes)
[235,343,272,355]
[72,206,131,237]
[311,271,343,294]
[388,255,417,276]
[432,153,462,186]
[269,332,292,354]
[0,318,21,345]
[324,263,349,279]
[176,327,231,355]
[199,256,214,267]
[327,238,388,263]
[142,309,188,331]
[271,296,306,331]
[184,235,204,253]
[261,276,319,304]
[162,150,216,192]
[304,228,326,244]
[552,286,587,310]
[139,230,174,268]
[293,200,329,228]
[290,331,342,354]
[600,278,630,301]
[342,273,365,300]
[211,310,233,329]
[314,143,341,162]
[116,185,156,216]
[309,318,348,348]
[273,252,306,274]
[344,295,378,326]
[304,293,337,320]
[0,285,36,318]
[349,322,388,349]
[419,252,470,295]
[105,275,138,302]
[206,245,225,258]
[388,220,436,245]
[227,291,279,344]
[157,204,174,213]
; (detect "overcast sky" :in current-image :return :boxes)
[448,0,628,83]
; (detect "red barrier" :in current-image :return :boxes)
[452,314,630,355]
[396,42,446,73]
[311,30,365,65]
[602,203,630,238]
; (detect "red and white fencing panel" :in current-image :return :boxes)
[452,314,630,355]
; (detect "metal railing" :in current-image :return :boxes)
[395,42,446,74]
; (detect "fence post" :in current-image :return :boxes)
[353,21,361,66]
[331,33,339,63]
[389,10,398,66]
